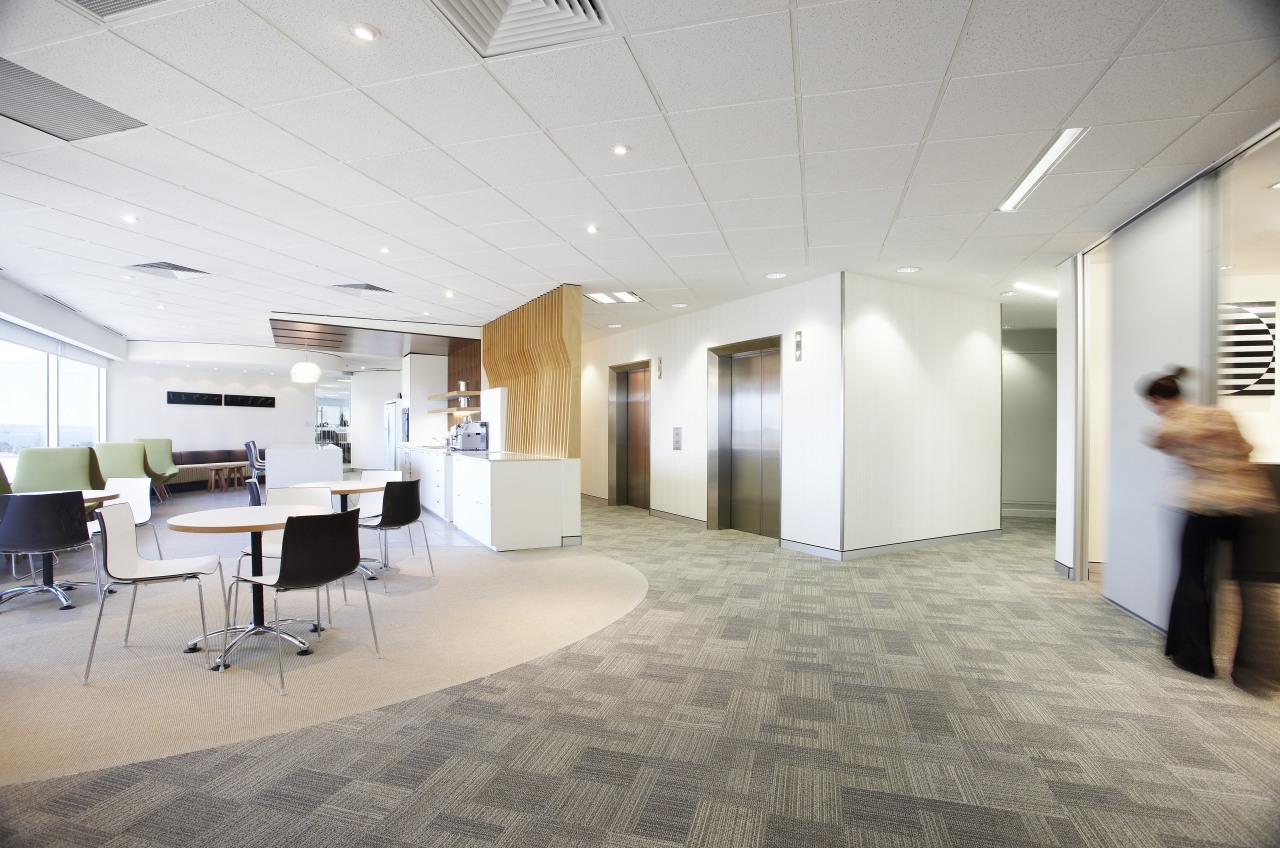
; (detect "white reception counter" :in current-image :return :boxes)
[399,446,581,552]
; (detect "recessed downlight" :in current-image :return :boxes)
[1271,182,1280,189]
[423,311,430,316]
[444,290,454,298]
[612,144,630,156]
[121,275,132,280]
[1013,281,1059,298]
[351,23,381,41]
[765,272,787,279]
[1220,265,1234,270]
[586,225,598,234]
[607,323,622,328]
[120,214,138,223]
[672,303,688,308]
[379,247,390,254]
[896,266,920,273]
[157,304,165,309]
[1001,291,1018,297]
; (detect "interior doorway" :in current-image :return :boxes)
[708,337,782,538]
[608,360,650,509]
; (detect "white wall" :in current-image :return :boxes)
[843,274,1002,550]
[1001,330,1055,514]
[581,273,844,551]
[107,361,314,451]
[402,353,448,446]
[1104,182,1210,628]
[1055,258,1079,570]
[350,370,401,469]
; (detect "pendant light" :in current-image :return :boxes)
[290,342,322,383]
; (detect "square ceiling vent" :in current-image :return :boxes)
[127,261,209,279]
[430,0,615,57]
[68,0,170,18]
[0,58,144,141]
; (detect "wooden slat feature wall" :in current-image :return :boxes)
[447,338,482,407]
[482,285,581,458]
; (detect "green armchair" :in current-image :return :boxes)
[136,438,179,500]
[9,447,107,493]
[0,462,11,495]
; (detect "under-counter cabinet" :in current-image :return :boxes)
[451,453,563,551]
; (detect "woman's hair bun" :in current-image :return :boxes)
[1169,366,1189,380]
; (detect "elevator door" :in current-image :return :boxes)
[625,367,650,509]
[729,349,780,537]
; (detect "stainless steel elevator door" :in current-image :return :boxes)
[626,367,650,509]
[729,349,780,537]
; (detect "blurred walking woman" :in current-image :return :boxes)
[1141,367,1278,678]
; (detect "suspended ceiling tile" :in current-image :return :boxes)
[77,127,249,191]
[415,189,531,228]
[973,205,1084,237]
[733,247,806,272]
[0,0,99,56]
[877,240,963,263]
[467,219,562,250]
[204,217,316,252]
[596,256,677,278]
[155,226,264,258]
[126,184,260,227]
[381,253,465,278]
[364,66,538,146]
[0,193,40,215]
[608,0,787,33]
[267,163,403,208]
[7,145,174,200]
[911,131,1052,184]
[722,225,804,252]
[441,132,582,187]
[631,12,795,112]
[802,81,939,153]
[1150,108,1280,166]
[1071,39,1280,125]
[594,166,705,210]
[341,200,452,237]
[951,0,1159,76]
[0,160,103,207]
[623,203,718,238]
[243,0,477,86]
[402,226,492,256]
[807,243,882,269]
[1018,169,1133,210]
[504,242,591,268]
[0,114,60,156]
[117,0,348,108]
[930,61,1109,141]
[163,111,332,173]
[806,218,891,247]
[953,233,1052,259]
[890,213,987,242]
[257,90,429,161]
[803,145,917,193]
[692,155,801,202]
[709,195,803,230]
[542,210,640,243]
[488,38,660,129]
[573,236,660,264]
[199,174,328,221]
[1060,201,1149,232]
[500,179,615,219]
[61,196,191,234]
[666,99,799,164]
[898,179,1009,217]
[648,231,730,257]
[349,147,486,199]
[273,207,383,243]
[1125,0,1280,54]
[1218,59,1280,111]
[804,187,903,225]
[9,31,238,126]
[549,115,686,177]
[1101,163,1205,206]
[664,253,737,275]
[797,0,967,94]
[1052,117,1199,173]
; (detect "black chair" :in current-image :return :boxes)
[0,492,96,610]
[227,509,379,695]
[360,480,433,584]
[244,441,265,483]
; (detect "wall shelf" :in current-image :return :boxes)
[428,407,482,416]
[428,390,481,401]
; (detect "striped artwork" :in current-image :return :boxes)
[1218,301,1276,396]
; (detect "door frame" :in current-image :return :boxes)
[706,336,781,531]
[607,359,651,506]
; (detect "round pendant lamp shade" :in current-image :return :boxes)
[290,360,322,383]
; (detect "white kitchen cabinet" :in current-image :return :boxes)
[450,453,564,551]
[424,449,451,520]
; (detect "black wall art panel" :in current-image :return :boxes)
[1219,302,1276,397]
[166,391,223,406]
[224,394,276,408]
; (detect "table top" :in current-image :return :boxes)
[167,504,327,534]
[202,461,249,469]
[15,489,120,504]
[292,480,386,495]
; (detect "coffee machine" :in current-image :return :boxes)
[450,418,489,451]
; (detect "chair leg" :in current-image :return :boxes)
[143,523,163,559]
[381,531,390,594]
[313,589,323,639]
[192,577,209,654]
[123,584,139,645]
[83,580,118,684]
[416,520,434,575]
[360,574,380,658]
[273,592,286,696]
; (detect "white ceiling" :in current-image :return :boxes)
[0,0,1278,353]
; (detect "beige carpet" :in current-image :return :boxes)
[0,545,647,785]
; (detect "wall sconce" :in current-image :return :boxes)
[794,331,802,362]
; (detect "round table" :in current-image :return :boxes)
[168,504,327,667]
[0,489,119,610]
[291,480,385,512]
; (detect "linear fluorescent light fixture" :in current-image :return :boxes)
[1013,281,1059,299]
[612,291,643,303]
[997,128,1086,212]
[586,292,616,304]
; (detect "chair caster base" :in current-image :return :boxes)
[309,624,325,633]
[183,645,203,654]
[209,662,227,671]
[296,648,312,656]
[59,604,75,610]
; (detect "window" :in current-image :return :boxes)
[0,330,107,469]
[0,340,48,458]
[58,357,102,447]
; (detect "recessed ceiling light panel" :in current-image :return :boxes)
[765,272,787,279]
[586,292,616,304]
[612,291,643,303]
[896,266,920,273]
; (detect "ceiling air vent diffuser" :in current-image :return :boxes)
[42,294,80,313]
[127,261,210,279]
[332,283,393,293]
[69,0,171,18]
[0,58,145,141]
[430,0,615,58]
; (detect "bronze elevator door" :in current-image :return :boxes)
[625,368,650,509]
[729,349,780,538]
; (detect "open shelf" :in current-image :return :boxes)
[428,407,482,415]
[428,390,481,401]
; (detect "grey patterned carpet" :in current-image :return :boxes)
[3,504,1279,848]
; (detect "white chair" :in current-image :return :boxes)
[83,502,224,684]
[350,469,402,522]
[102,477,163,558]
